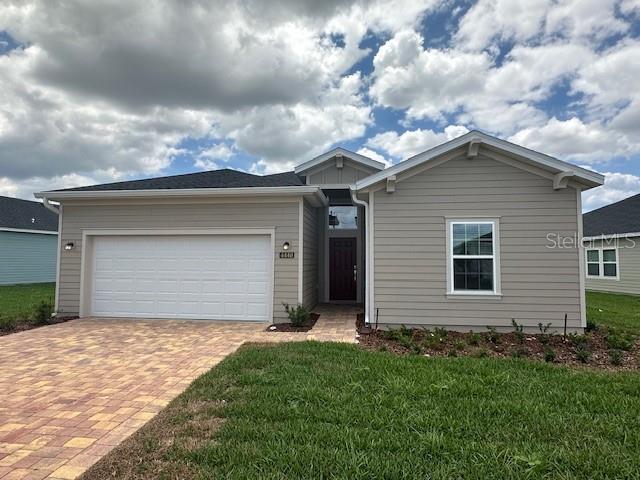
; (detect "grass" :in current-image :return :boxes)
[587,290,640,335]
[0,282,55,329]
[82,342,640,480]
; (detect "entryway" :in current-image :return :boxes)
[329,237,357,301]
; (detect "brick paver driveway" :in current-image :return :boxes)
[0,319,267,479]
[0,307,356,479]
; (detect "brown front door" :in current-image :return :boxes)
[330,237,357,301]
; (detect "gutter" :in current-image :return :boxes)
[41,197,60,214]
[350,187,371,326]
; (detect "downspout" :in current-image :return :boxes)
[41,196,60,214]
[350,186,370,326]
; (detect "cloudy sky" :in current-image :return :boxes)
[1,0,639,211]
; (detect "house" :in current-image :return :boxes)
[583,193,640,296]
[0,196,59,285]
[35,131,603,332]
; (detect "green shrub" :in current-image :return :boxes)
[0,316,17,332]
[511,319,525,344]
[575,345,591,363]
[538,322,552,345]
[511,347,528,359]
[605,329,635,352]
[471,348,490,358]
[486,326,501,344]
[33,300,54,325]
[544,348,556,363]
[609,349,624,366]
[454,339,466,351]
[282,303,310,327]
[434,327,448,339]
[586,318,598,332]
[467,331,481,346]
[569,333,590,349]
[447,349,458,357]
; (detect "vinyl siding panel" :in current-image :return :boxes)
[57,200,299,322]
[586,238,640,295]
[306,160,380,185]
[302,200,319,308]
[0,231,57,285]
[373,154,582,332]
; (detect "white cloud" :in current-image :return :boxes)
[582,172,640,212]
[367,125,469,159]
[508,117,635,163]
[356,147,392,167]
[194,144,234,170]
[0,171,122,200]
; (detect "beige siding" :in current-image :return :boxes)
[306,159,380,185]
[57,200,299,322]
[373,153,582,332]
[302,200,320,308]
[586,238,640,295]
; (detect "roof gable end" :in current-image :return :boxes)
[294,147,385,174]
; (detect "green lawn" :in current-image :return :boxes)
[587,290,640,335]
[0,282,55,323]
[83,342,640,480]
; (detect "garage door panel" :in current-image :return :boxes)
[89,234,272,321]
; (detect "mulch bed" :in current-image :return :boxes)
[266,312,320,332]
[0,316,77,337]
[359,327,639,371]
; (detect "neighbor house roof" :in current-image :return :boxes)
[54,169,304,192]
[0,196,58,233]
[583,193,640,238]
[353,130,604,190]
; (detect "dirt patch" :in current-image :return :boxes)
[359,326,639,371]
[266,312,320,332]
[79,397,224,480]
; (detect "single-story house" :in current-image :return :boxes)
[36,131,604,332]
[583,193,640,295]
[0,195,59,285]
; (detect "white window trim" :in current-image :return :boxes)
[585,247,619,281]
[446,218,502,297]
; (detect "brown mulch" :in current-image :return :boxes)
[0,316,76,337]
[359,327,640,371]
[266,312,320,332]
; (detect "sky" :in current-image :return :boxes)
[0,0,639,212]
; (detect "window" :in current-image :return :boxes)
[447,220,500,295]
[586,248,618,279]
[328,206,357,229]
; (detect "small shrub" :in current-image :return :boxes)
[486,326,501,344]
[434,327,448,339]
[544,348,556,363]
[282,303,310,327]
[378,345,388,352]
[467,331,481,346]
[538,322,552,345]
[33,300,54,325]
[471,348,490,358]
[454,339,466,351]
[609,349,624,366]
[422,334,445,351]
[511,319,525,344]
[586,318,598,332]
[605,329,635,352]
[0,316,17,332]
[447,349,458,357]
[575,345,591,363]
[568,333,590,349]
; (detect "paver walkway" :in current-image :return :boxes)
[0,305,357,479]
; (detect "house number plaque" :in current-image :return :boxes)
[279,252,295,259]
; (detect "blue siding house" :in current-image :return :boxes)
[0,196,58,285]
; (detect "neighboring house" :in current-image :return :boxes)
[0,196,59,285]
[36,131,603,332]
[583,193,640,296]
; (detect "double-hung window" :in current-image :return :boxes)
[447,219,501,295]
[586,247,618,280]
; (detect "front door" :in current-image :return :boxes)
[329,237,357,301]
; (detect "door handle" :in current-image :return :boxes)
[353,265,357,282]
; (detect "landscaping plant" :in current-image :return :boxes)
[282,303,310,327]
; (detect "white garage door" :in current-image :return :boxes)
[89,235,272,321]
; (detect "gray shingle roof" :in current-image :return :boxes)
[54,169,304,192]
[0,196,58,232]
[583,193,640,237]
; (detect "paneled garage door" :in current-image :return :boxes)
[89,234,272,321]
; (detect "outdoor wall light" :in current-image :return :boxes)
[282,241,290,251]
[64,242,75,251]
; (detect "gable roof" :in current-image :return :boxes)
[354,130,604,190]
[53,169,304,192]
[0,196,58,232]
[583,193,640,238]
[294,147,386,174]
